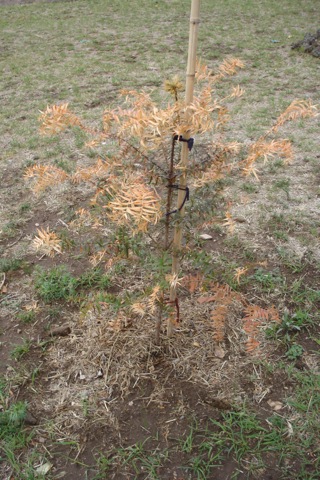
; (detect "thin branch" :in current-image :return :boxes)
[165,136,177,249]
[0,273,5,291]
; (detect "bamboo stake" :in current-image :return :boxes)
[167,0,201,337]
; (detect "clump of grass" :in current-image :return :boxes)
[266,309,315,361]
[272,178,291,199]
[0,378,47,479]
[277,246,305,273]
[17,310,36,324]
[266,309,314,341]
[94,439,166,480]
[1,220,21,238]
[0,258,24,273]
[34,266,77,302]
[10,340,32,361]
[285,343,304,360]
[34,266,113,304]
[46,306,61,320]
[19,202,31,214]
[251,267,283,291]
[0,400,27,429]
[241,181,259,193]
[77,268,111,290]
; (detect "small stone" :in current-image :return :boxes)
[35,462,52,475]
[199,234,213,240]
[25,411,38,425]
[214,346,226,359]
[267,399,284,411]
[49,324,71,337]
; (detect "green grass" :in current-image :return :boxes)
[33,265,113,304]
[10,339,32,361]
[0,257,24,273]
[17,310,36,324]
[0,378,47,480]
[77,268,111,290]
[34,266,78,303]
[241,182,259,194]
[91,390,320,478]
[93,438,167,480]
[251,267,284,291]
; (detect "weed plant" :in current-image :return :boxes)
[0,378,45,480]
[10,340,32,361]
[17,310,36,324]
[34,266,77,302]
[0,258,24,273]
[34,265,114,304]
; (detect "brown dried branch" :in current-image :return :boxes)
[243,305,280,354]
[211,305,228,342]
[24,165,69,193]
[39,103,83,135]
[181,272,204,294]
[32,227,62,257]
[106,177,162,233]
[271,99,318,133]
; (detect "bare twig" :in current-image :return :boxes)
[7,234,24,248]
[0,273,5,291]
[154,305,163,345]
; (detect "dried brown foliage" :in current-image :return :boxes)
[39,103,84,135]
[233,267,248,284]
[26,58,318,345]
[181,272,204,293]
[243,305,280,353]
[106,177,161,233]
[271,99,318,133]
[210,284,242,344]
[24,165,68,193]
[241,99,318,180]
[198,284,280,353]
[31,227,62,257]
[28,59,318,239]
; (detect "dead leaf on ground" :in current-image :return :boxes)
[199,233,213,240]
[267,399,284,411]
[35,461,53,476]
[197,295,216,304]
[214,346,226,359]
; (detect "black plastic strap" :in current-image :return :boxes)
[165,297,180,323]
[173,135,194,151]
[166,184,190,216]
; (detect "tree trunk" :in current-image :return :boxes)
[167,0,201,337]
